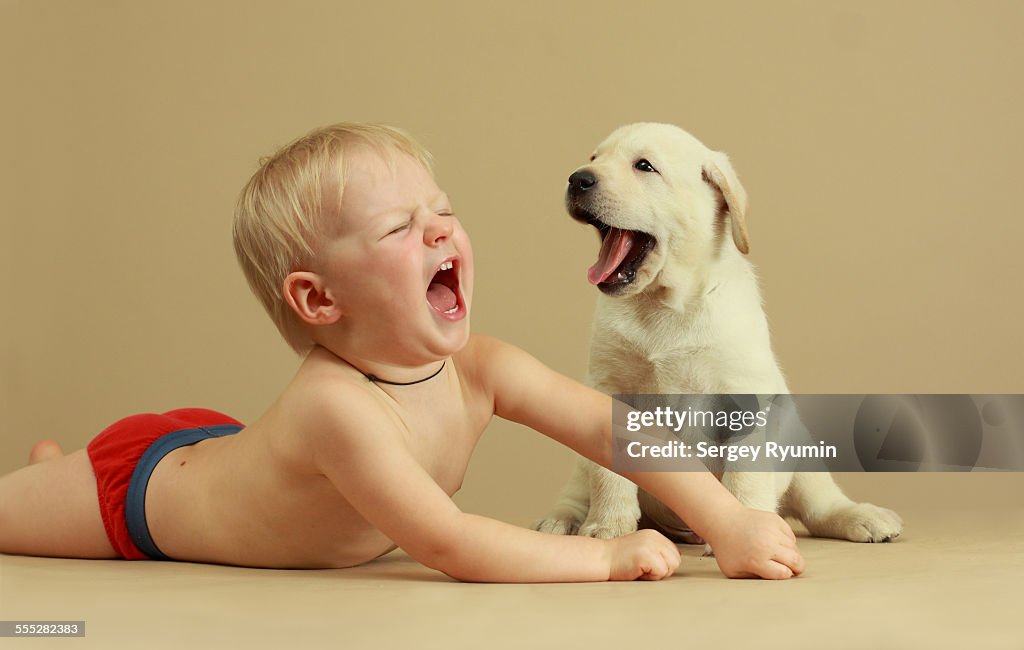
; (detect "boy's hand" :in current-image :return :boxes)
[707,506,805,580]
[607,529,681,581]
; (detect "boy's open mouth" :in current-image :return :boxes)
[426,258,464,319]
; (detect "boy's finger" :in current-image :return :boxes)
[640,556,668,580]
[779,530,800,549]
[662,547,681,573]
[759,560,795,580]
[772,548,805,575]
[790,549,806,575]
[656,552,674,579]
[663,540,682,558]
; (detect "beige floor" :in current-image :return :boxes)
[2,498,1021,650]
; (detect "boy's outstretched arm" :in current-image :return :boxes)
[475,336,804,580]
[312,385,679,583]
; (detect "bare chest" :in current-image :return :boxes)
[397,404,482,495]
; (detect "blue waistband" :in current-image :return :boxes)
[125,424,243,561]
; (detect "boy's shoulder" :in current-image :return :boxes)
[454,333,523,386]
[454,334,552,402]
[282,355,401,444]
[455,333,502,365]
[457,333,523,362]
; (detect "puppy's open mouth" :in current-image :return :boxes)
[587,220,656,293]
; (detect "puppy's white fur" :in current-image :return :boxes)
[536,123,902,545]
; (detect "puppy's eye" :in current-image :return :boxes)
[589,155,596,162]
[634,159,658,173]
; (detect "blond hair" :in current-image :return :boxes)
[232,122,434,353]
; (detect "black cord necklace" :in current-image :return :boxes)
[363,360,446,386]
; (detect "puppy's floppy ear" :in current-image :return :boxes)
[702,152,750,255]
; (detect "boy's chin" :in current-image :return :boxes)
[426,315,471,354]
[438,318,471,350]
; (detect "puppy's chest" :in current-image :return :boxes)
[589,334,724,394]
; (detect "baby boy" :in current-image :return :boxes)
[0,123,803,581]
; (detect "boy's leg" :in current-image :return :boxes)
[0,444,118,558]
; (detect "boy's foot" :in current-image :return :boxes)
[28,440,64,464]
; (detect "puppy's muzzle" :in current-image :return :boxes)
[567,170,600,224]
[568,170,597,193]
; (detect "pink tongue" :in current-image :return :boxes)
[587,228,635,285]
[427,282,457,311]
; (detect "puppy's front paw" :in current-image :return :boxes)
[817,502,904,542]
[534,512,583,536]
[578,514,639,539]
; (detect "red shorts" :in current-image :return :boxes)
[87,408,243,560]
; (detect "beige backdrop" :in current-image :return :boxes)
[2,1,1022,524]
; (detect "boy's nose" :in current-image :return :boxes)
[424,213,454,245]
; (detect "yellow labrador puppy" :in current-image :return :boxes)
[536,123,903,545]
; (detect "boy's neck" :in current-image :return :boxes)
[360,360,447,386]
[310,344,449,387]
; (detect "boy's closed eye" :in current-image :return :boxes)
[384,221,412,238]
[380,209,454,240]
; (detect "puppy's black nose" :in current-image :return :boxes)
[568,170,597,192]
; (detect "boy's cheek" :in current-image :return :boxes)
[454,228,474,264]
[459,245,475,299]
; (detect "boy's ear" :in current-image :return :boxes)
[283,272,342,326]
